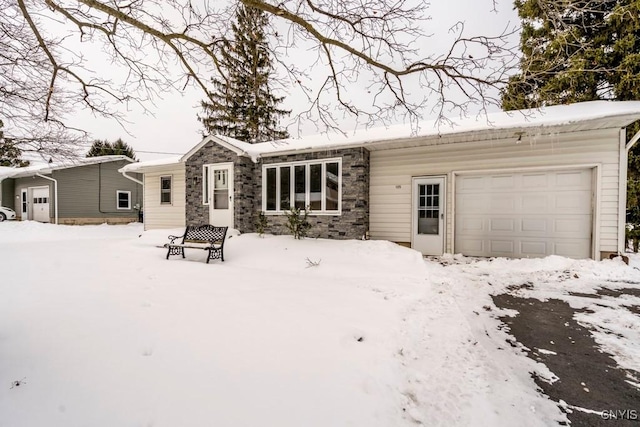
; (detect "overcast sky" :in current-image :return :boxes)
[65,1,520,162]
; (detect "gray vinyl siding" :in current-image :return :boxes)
[1,179,15,209]
[11,160,142,221]
[370,127,622,255]
[53,161,142,219]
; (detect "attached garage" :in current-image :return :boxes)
[367,101,640,260]
[454,168,594,259]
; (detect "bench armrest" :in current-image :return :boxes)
[167,234,182,244]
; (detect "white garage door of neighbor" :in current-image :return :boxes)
[32,187,51,223]
[455,168,593,259]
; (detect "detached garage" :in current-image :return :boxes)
[367,101,640,260]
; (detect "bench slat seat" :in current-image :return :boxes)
[164,225,228,263]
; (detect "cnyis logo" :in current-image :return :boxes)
[601,409,638,420]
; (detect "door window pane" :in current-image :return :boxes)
[266,168,276,211]
[213,169,229,210]
[309,164,322,210]
[417,184,439,235]
[294,165,306,209]
[326,162,339,211]
[280,167,291,210]
[203,166,210,204]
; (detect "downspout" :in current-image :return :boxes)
[626,128,640,152]
[35,173,58,225]
[619,128,640,254]
[120,169,144,226]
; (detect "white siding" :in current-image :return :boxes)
[370,128,621,255]
[143,164,186,230]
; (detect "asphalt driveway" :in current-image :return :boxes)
[494,287,640,426]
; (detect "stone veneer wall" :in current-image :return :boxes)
[186,142,370,239]
[185,141,256,230]
[258,147,370,240]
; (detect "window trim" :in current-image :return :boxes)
[160,175,172,205]
[261,158,342,215]
[116,190,132,210]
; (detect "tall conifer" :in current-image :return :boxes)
[502,0,640,214]
[199,4,289,143]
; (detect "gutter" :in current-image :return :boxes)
[121,170,143,186]
[35,173,58,225]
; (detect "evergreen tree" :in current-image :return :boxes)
[502,0,640,214]
[199,4,290,143]
[86,138,137,160]
[0,120,29,167]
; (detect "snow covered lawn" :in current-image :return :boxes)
[1,222,638,426]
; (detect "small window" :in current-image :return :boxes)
[160,176,172,205]
[117,191,131,210]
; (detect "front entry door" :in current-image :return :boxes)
[208,163,234,228]
[412,176,445,255]
[21,189,28,220]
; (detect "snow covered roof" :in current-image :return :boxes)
[0,155,134,180]
[119,156,183,173]
[192,101,640,162]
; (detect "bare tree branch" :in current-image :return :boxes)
[1,0,524,156]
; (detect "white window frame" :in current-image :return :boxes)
[262,158,342,215]
[160,176,172,205]
[116,190,131,210]
[203,165,210,205]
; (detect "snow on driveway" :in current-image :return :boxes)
[5,222,635,426]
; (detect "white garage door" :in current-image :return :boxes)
[31,186,51,223]
[455,168,593,259]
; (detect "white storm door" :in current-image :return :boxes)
[412,176,445,255]
[21,189,28,220]
[32,186,50,223]
[208,163,234,228]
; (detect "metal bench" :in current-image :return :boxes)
[164,225,228,263]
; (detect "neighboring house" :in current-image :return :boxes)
[129,101,640,260]
[0,156,142,224]
[119,156,186,231]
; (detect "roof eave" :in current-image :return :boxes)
[181,135,251,162]
[260,114,640,157]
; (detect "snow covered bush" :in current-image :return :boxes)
[285,207,311,239]
[255,211,268,237]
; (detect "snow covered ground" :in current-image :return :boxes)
[1,222,638,426]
